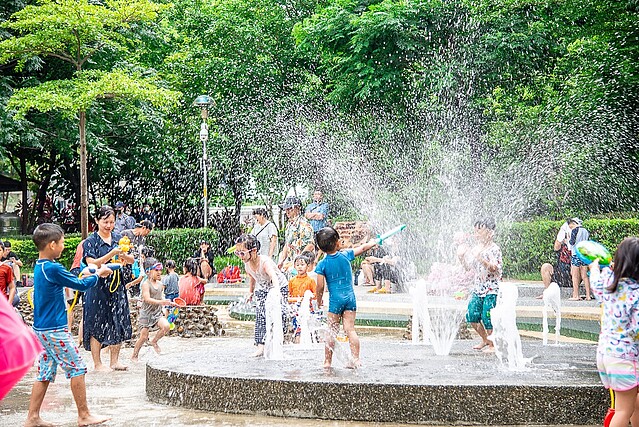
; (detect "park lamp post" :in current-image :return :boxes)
[193,95,212,228]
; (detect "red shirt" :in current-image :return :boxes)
[0,264,14,299]
[179,274,204,305]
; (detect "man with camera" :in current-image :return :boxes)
[1,241,23,287]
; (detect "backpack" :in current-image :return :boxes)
[217,265,242,283]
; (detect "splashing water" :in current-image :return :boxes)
[542,283,562,346]
[264,287,284,360]
[297,290,315,348]
[489,283,530,371]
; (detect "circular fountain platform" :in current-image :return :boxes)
[146,337,606,425]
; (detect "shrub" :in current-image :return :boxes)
[5,234,82,269]
[147,228,220,266]
[499,218,639,277]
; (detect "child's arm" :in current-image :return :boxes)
[125,274,143,289]
[315,274,326,308]
[51,263,112,292]
[353,239,379,257]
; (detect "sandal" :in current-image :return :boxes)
[377,288,388,294]
[367,288,378,293]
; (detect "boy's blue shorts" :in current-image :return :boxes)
[465,294,497,330]
[35,327,87,382]
[328,293,357,315]
[165,292,179,302]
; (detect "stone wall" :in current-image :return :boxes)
[16,293,225,342]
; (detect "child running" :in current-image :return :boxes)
[314,226,377,369]
[235,234,288,357]
[131,258,177,361]
[26,223,111,427]
[288,254,317,343]
[589,237,639,427]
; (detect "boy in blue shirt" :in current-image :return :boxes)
[25,223,111,427]
[315,226,377,369]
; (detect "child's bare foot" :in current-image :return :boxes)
[472,342,489,350]
[24,416,55,427]
[482,345,496,353]
[110,363,128,371]
[93,364,112,372]
[78,414,110,426]
[131,355,139,363]
[346,358,361,369]
[251,345,264,357]
[151,342,161,355]
[323,360,332,369]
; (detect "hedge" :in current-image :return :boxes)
[499,218,639,277]
[6,228,221,270]
[7,219,637,278]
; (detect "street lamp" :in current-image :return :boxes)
[193,94,212,228]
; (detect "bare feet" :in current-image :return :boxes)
[346,358,362,369]
[130,355,139,363]
[251,345,264,357]
[151,342,161,355]
[482,346,496,353]
[78,414,110,426]
[24,417,55,427]
[323,360,332,369]
[93,364,112,372]
[472,342,489,350]
[110,363,128,371]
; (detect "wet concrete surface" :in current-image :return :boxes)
[1,313,602,426]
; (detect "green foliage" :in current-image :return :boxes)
[146,228,220,266]
[213,255,244,274]
[499,218,639,277]
[7,235,83,269]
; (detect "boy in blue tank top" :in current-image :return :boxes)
[315,227,377,369]
[25,223,112,427]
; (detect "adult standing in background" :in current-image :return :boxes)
[278,196,315,275]
[140,203,157,227]
[252,208,279,260]
[568,218,591,301]
[1,241,23,287]
[82,205,134,371]
[114,201,135,234]
[553,219,572,287]
[305,189,329,232]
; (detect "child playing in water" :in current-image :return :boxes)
[26,223,111,427]
[288,254,317,343]
[162,259,180,302]
[589,237,639,427]
[131,258,177,361]
[463,217,502,352]
[315,226,378,368]
[235,234,288,357]
[178,258,207,305]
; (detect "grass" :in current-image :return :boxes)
[508,272,542,281]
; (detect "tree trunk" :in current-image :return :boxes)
[79,110,89,238]
[19,156,28,235]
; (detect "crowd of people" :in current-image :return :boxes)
[2,191,639,427]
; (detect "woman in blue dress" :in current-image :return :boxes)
[82,206,134,371]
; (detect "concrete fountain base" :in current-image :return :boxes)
[146,337,606,425]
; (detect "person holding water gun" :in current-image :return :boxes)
[82,206,134,372]
[131,258,178,361]
[588,237,639,427]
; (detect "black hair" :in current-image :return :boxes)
[165,259,176,269]
[33,223,64,251]
[315,227,339,252]
[138,219,154,230]
[144,257,159,271]
[252,207,268,218]
[294,255,309,265]
[473,217,496,230]
[184,257,200,276]
[94,205,116,228]
[301,250,316,264]
[3,241,11,248]
[607,237,639,293]
[140,245,155,258]
[235,234,261,252]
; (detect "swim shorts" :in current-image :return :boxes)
[597,352,639,391]
[465,293,497,330]
[35,327,87,382]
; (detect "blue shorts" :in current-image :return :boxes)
[328,293,357,315]
[465,294,497,330]
[35,327,87,382]
[571,254,586,267]
[165,292,179,301]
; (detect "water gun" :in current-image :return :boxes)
[574,240,612,266]
[131,259,140,279]
[112,236,131,264]
[167,307,179,330]
[375,224,407,245]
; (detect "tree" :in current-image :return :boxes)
[0,0,180,237]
